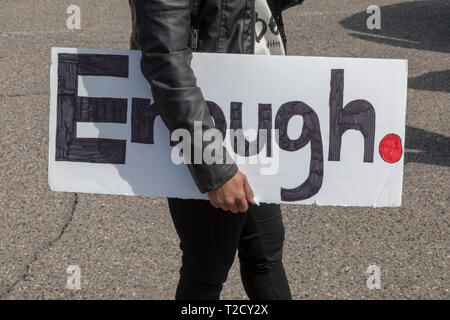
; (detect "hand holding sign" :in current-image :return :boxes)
[208,171,256,213]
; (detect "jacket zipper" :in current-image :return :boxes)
[190,28,199,51]
[190,0,200,51]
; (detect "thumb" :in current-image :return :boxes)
[243,175,255,205]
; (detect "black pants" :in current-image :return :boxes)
[168,198,291,300]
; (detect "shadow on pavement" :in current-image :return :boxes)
[405,126,450,167]
[340,0,450,54]
[341,1,449,165]
[408,69,450,93]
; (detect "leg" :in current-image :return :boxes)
[168,198,247,300]
[238,203,292,300]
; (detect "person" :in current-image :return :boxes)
[128,0,303,300]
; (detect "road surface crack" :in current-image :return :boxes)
[0,193,78,299]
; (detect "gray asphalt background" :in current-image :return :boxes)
[0,0,448,299]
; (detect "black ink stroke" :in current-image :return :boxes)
[55,53,128,164]
[328,69,376,163]
[131,98,160,144]
[230,102,272,157]
[275,101,324,201]
[206,100,227,139]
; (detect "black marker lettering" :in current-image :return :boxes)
[275,101,324,201]
[56,53,128,164]
[328,69,375,163]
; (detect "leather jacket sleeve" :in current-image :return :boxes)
[129,0,238,193]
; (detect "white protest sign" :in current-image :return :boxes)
[49,47,407,207]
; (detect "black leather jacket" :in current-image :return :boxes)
[128,0,302,193]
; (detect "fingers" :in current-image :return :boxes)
[222,201,232,212]
[207,172,252,213]
[208,195,234,212]
[225,196,248,213]
[243,175,255,205]
[215,196,246,213]
[210,201,220,209]
[210,199,245,213]
[237,196,248,213]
